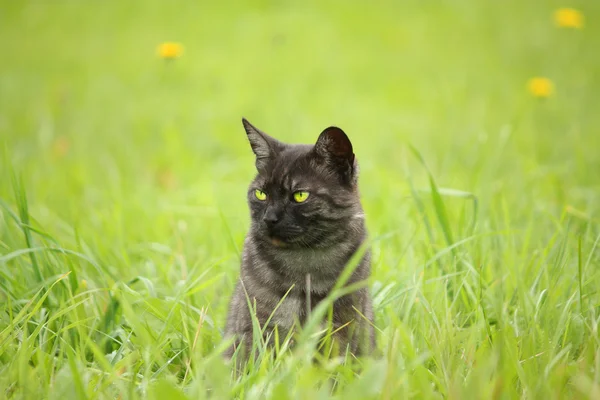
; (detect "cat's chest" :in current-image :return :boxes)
[269,289,326,329]
[269,295,303,329]
[271,248,344,294]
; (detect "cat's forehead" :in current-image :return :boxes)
[256,144,326,188]
[274,146,312,173]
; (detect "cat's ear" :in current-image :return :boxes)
[314,126,356,183]
[242,118,283,172]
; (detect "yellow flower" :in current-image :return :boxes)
[51,136,70,158]
[157,42,184,59]
[527,77,554,98]
[554,8,584,29]
[156,168,178,190]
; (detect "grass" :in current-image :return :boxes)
[1,0,600,398]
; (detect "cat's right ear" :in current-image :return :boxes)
[314,126,356,184]
[242,118,282,172]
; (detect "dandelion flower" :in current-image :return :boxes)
[156,168,178,190]
[157,42,184,60]
[554,8,584,29]
[527,77,554,98]
[51,136,70,158]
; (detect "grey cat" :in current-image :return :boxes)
[223,118,375,362]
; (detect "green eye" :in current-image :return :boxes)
[293,191,310,203]
[255,189,267,201]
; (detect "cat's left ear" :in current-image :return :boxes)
[242,118,283,173]
[314,126,356,183]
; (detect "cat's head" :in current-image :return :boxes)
[242,118,363,249]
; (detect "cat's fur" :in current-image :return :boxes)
[223,118,375,362]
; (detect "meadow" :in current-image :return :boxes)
[1,1,600,398]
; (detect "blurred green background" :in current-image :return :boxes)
[1,1,600,399]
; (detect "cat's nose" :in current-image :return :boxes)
[263,209,281,227]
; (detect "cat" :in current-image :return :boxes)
[223,118,375,363]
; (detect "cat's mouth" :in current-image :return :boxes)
[266,231,323,248]
[265,228,304,248]
[270,237,289,247]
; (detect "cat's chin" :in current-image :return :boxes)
[262,233,313,249]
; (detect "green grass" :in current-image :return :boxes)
[1,0,600,398]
